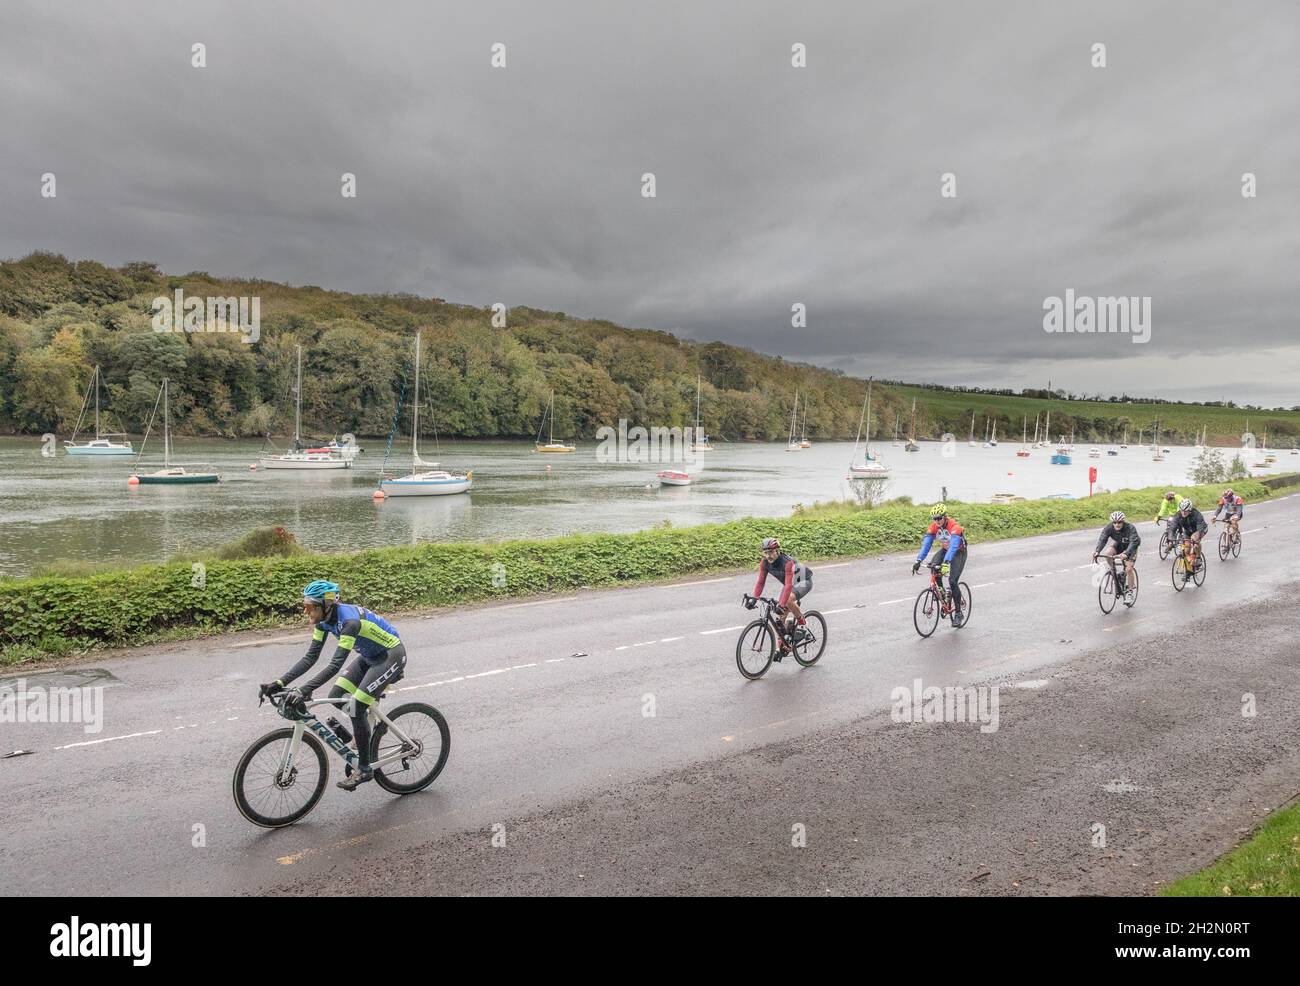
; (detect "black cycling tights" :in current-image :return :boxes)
[327,643,407,771]
[927,549,966,608]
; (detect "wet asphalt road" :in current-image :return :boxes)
[2,497,1297,896]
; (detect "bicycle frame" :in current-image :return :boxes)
[273,695,417,779]
[927,566,954,614]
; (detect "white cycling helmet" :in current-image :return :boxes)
[1109,511,1125,523]
[1179,497,1194,511]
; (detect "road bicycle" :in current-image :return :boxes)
[913,563,972,638]
[1171,538,1207,591]
[1156,518,1176,561]
[1096,552,1139,614]
[1214,519,1243,561]
[233,689,450,827]
[736,594,827,679]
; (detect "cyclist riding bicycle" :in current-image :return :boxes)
[260,580,407,791]
[911,502,967,627]
[1093,510,1140,597]
[1154,490,1180,526]
[1169,498,1208,565]
[1212,488,1244,538]
[746,537,812,656]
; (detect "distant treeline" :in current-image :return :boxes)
[2,252,1294,447]
[0,252,900,442]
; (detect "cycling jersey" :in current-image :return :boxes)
[1170,508,1208,540]
[279,603,402,693]
[917,517,966,563]
[754,553,811,607]
[1096,521,1141,557]
[1214,496,1244,519]
[1155,498,1180,520]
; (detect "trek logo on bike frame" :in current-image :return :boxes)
[305,715,358,766]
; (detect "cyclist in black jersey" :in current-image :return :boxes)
[1093,510,1140,596]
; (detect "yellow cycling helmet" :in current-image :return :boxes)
[930,502,947,519]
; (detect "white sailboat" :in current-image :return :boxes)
[691,375,713,451]
[535,389,576,453]
[379,333,472,497]
[259,346,351,470]
[967,411,977,447]
[1016,415,1030,457]
[65,365,133,455]
[1151,420,1165,462]
[904,399,919,452]
[849,378,890,477]
[786,392,802,451]
[130,378,221,484]
[799,401,812,448]
[989,419,998,447]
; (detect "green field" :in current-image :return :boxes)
[1161,800,1300,897]
[887,384,1300,448]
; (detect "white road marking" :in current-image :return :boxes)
[879,598,911,605]
[659,636,683,643]
[700,626,744,635]
[666,577,732,588]
[53,730,163,751]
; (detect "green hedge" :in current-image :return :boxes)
[0,479,1282,659]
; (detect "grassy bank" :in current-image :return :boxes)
[4,478,1293,666]
[1161,799,1300,896]
[892,383,1300,446]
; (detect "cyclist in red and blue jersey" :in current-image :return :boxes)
[1212,488,1244,539]
[746,537,813,653]
[260,580,407,791]
[911,503,967,626]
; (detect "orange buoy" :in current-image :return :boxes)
[127,475,140,486]
[249,462,258,470]
[372,490,385,500]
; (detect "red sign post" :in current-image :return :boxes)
[1089,466,1097,496]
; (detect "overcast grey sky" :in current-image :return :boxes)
[2,0,1297,405]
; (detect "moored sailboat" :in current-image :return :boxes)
[130,379,221,484]
[65,365,133,455]
[379,333,472,497]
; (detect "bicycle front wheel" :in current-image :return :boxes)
[1158,531,1173,561]
[736,620,775,679]
[371,702,451,794]
[913,587,940,638]
[1218,531,1230,561]
[233,728,329,828]
[1098,569,1117,614]
[1192,553,1207,586]
[793,611,828,666]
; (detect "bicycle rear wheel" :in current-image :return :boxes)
[913,587,940,638]
[1232,531,1242,558]
[793,611,828,666]
[1098,569,1116,614]
[955,582,972,627]
[233,728,328,828]
[1124,566,1140,608]
[371,702,451,794]
[736,620,775,679]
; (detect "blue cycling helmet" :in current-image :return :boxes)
[302,580,339,603]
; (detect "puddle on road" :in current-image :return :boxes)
[1104,779,1142,793]
[0,668,123,690]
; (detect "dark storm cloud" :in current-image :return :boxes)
[1,0,1296,403]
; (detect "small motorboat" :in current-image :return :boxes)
[990,492,1026,504]
[658,470,691,486]
[1050,448,1072,465]
[1107,447,1119,456]
[1088,447,1101,458]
